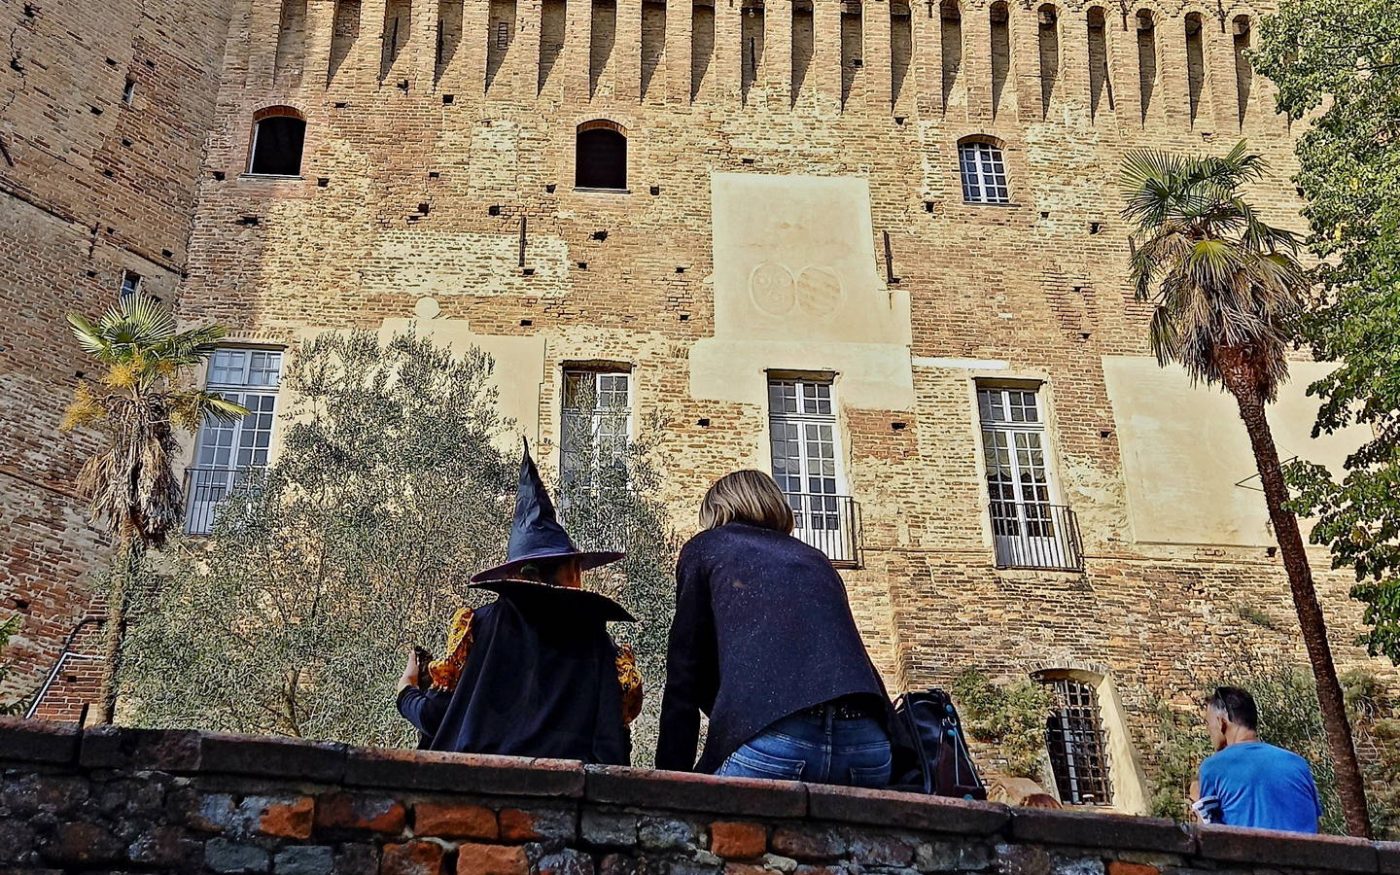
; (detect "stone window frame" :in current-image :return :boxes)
[574,119,630,193]
[245,105,308,179]
[956,135,1012,205]
[1027,664,1151,814]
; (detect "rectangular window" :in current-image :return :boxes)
[1042,677,1113,806]
[977,385,1081,570]
[185,349,284,534]
[959,142,1010,204]
[119,270,142,302]
[561,368,632,487]
[122,77,137,105]
[768,377,858,564]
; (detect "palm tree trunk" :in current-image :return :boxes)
[1222,361,1372,838]
[96,540,141,725]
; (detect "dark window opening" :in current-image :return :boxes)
[575,125,627,190]
[1042,676,1113,806]
[122,77,136,104]
[120,270,142,302]
[249,113,306,177]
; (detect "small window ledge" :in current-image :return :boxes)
[239,173,305,181]
[573,186,631,195]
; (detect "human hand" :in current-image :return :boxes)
[399,648,421,690]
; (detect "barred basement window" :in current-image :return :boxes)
[1041,676,1113,806]
[958,139,1009,204]
[247,107,306,177]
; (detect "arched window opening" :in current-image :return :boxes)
[328,0,361,84]
[691,0,715,100]
[1037,4,1059,118]
[248,108,306,177]
[1038,673,1114,807]
[641,0,667,100]
[891,0,913,110]
[485,0,515,90]
[741,0,766,103]
[380,0,412,81]
[1185,12,1206,125]
[575,122,627,191]
[1135,9,1156,123]
[274,0,308,86]
[940,0,962,112]
[792,0,814,104]
[840,0,863,109]
[1087,6,1113,118]
[990,2,1011,117]
[958,138,1009,205]
[1233,15,1252,126]
[590,0,617,98]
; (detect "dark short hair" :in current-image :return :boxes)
[1206,686,1258,731]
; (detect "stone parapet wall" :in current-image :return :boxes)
[2,718,1397,875]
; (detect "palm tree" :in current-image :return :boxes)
[1120,141,1371,837]
[61,294,246,725]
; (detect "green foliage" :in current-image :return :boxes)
[1149,651,1400,836]
[120,331,679,762]
[0,614,28,716]
[953,670,1055,779]
[1254,0,1400,665]
[1119,140,1307,401]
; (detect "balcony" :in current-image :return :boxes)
[989,502,1084,572]
[788,493,862,567]
[183,466,256,535]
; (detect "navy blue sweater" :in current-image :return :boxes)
[654,522,889,773]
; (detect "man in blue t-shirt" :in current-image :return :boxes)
[1194,686,1323,833]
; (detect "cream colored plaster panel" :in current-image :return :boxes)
[709,172,911,346]
[689,339,916,411]
[360,229,570,298]
[1103,356,1369,547]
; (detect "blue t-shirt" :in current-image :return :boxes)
[1198,741,1322,833]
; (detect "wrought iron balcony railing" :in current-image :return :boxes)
[183,466,257,535]
[989,501,1084,572]
[788,493,862,567]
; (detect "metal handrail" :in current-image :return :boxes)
[787,492,862,567]
[989,501,1084,572]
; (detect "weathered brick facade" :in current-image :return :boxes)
[0,0,234,709]
[3,0,1398,810]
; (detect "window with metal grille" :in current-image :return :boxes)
[561,368,632,487]
[185,349,284,534]
[1042,676,1113,806]
[958,140,1010,204]
[768,378,858,563]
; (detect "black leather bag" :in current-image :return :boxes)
[889,689,988,800]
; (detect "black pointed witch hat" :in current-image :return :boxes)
[469,438,625,584]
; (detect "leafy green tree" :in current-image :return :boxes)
[953,669,1055,780]
[1120,142,1371,836]
[121,331,680,761]
[62,294,245,725]
[1253,0,1400,668]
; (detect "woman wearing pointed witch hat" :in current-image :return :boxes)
[396,440,643,765]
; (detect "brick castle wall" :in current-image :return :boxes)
[0,0,234,710]
[2,718,1398,874]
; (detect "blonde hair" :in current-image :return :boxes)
[698,470,795,534]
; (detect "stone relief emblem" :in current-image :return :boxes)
[749,262,846,319]
[749,262,796,316]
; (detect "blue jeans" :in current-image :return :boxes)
[716,706,892,788]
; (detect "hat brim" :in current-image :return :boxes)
[469,549,626,584]
[468,579,636,623]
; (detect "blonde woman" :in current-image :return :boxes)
[654,470,892,786]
